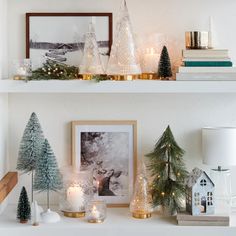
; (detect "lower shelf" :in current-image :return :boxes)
[0,205,235,236]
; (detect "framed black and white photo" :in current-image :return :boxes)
[72,121,137,207]
[26,13,112,68]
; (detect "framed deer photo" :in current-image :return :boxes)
[72,121,137,207]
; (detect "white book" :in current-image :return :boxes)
[178,220,229,226]
[176,73,236,81]
[183,57,231,62]
[179,67,236,73]
[182,49,229,58]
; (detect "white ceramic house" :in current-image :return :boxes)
[186,168,215,216]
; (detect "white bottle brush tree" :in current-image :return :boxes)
[34,139,63,223]
[106,0,141,76]
[16,112,44,203]
[80,21,104,75]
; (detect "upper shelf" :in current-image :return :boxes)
[1,79,236,93]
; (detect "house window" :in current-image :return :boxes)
[194,192,200,206]
[200,179,207,186]
[207,192,213,206]
[186,190,192,205]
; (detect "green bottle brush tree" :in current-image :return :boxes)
[146,125,188,215]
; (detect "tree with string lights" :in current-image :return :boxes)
[146,126,188,215]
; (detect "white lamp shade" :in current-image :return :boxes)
[202,127,236,166]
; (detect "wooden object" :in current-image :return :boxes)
[177,212,230,226]
[0,172,18,203]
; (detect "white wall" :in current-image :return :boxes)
[0,0,8,78]
[6,0,236,205]
[0,94,9,213]
[8,93,236,204]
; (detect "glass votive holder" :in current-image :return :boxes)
[85,200,106,223]
[13,59,32,80]
[59,168,94,218]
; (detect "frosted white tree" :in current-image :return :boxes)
[79,21,104,76]
[106,0,141,77]
[34,139,63,223]
[17,112,45,202]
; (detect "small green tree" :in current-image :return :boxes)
[17,186,31,223]
[157,46,172,80]
[34,139,63,209]
[146,126,188,215]
[16,112,44,202]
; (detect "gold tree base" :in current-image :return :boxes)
[140,73,158,80]
[132,212,152,219]
[62,211,85,218]
[13,75,27,80]
[82,74,93,80]
[111,75,139,81]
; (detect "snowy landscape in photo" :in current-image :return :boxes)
[28,16,110,68]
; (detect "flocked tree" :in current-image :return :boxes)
[146,126,188,215]
[17,186,31,223]
[17,112,44,202]
[157,46,172,80]
[34,139,63,210]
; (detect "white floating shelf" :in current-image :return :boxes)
[1,79,236,93]
[0,206,235,236]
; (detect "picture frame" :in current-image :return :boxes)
[72,120,137,207]
[26,13,112,68]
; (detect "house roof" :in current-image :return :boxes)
[185,167,215,188]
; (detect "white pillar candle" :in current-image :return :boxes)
[67,185,84,211]
[142,48,159,73]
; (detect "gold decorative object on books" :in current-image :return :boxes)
[185,31,209,49]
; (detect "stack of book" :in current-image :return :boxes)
[176,49,236,81]
[177,212,230,226]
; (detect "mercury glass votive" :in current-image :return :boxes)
[60,168,93,218]
[85,200,106,223]
[13,59,32,80]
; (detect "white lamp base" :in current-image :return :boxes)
[41,209,61,223]
[211,168,232,215]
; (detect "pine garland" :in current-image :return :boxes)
[146,125,188,214]
[29,60,80,80]
[92,74,112,82]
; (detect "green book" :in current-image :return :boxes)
[184,61,233,67]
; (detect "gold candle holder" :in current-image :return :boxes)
[81,74,93,80]
[110,75,139,81]
[132,211,152,219]
[62,211,85,218]
[140,73,158,80]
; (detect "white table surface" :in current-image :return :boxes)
[0,205,236,236]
